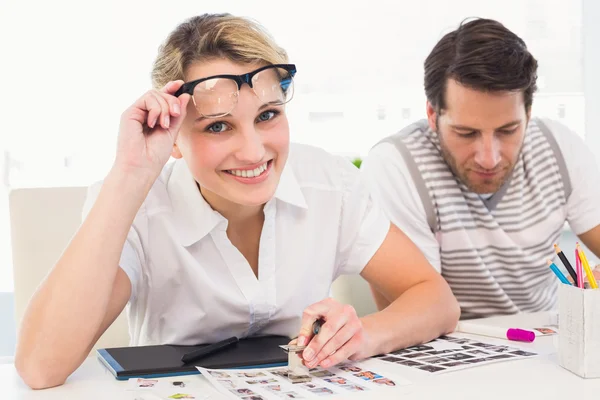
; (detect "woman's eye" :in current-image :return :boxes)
[206,122,227,133]
[257,110,277,122]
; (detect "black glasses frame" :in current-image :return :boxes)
[174,64,297,97]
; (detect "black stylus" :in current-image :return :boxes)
[181,336,239,364]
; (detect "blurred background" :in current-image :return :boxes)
[1,0,598,356]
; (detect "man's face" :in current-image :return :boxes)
[427,79,529,194]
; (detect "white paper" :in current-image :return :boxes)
[531,325,559,336]
[197,360,410,399]
[375,334,538,375]
[126,377,210,400]
[426,340,463,351]
[128,395,164,400]
[127,378,165,391]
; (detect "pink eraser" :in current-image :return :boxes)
[507,328,535,342]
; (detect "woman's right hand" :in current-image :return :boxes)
[114,80,191,179]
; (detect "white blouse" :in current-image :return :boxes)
[83,143,390,346]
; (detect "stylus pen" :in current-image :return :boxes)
[181,336,239,364]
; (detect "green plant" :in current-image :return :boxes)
[351,158,362,168]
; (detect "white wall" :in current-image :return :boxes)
[0,0,587,187]
[583,0,600,147]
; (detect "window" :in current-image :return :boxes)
[1,1,588,187]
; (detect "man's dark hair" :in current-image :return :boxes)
[424,18,538,112]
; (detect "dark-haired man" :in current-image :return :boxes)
[363,18,600,319]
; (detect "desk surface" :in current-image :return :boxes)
[2,312,599,399]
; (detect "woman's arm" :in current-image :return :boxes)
[297,224,459,368]
[15,171,150,389]
[15,81,191,389]
[359,223,460,355]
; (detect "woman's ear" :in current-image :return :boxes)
[171,143,183,159]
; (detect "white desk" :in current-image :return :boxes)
[2,312,599,399]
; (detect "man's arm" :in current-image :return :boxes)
[573,227,600,279]
[538,118,600,280]
[361,142,442,310]
[578,227,600,258]
[542,119,600,261]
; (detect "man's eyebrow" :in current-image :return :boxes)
[450,124,478,131]
[495,119,522,130]
[449,119,522,131]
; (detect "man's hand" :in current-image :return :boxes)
[568,265,600,285]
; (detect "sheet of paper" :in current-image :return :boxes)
[531,325,559,336]
[128,378,165,391]
[128,395,164,400]
[374,334,538,375]
[198,360,410,399]
[126,377,210,400]
[426,340,463,351]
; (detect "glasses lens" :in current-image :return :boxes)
[192,78,238,117]
[251,67,295,106]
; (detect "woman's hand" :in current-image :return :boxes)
[296,298,371,369]
[114,80,191,179]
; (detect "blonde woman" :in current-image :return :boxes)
[15,14,459,389]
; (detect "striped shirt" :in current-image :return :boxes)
[363,118,600,319]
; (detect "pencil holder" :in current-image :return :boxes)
[558,284,600,378]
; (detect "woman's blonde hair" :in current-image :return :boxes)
[152,13,289,89]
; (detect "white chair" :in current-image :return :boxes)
[9,187,129,353]
[331,274,378,317]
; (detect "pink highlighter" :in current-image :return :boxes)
[457,322,536,343]
[575,248,584,288]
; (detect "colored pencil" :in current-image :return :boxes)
[576,243,598,289]
[575,248,584,288]
[547,259,572,285]
[554,244,578,283]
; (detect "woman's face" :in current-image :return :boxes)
[173,59,290,209]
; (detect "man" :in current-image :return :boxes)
[362,18,600,319]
